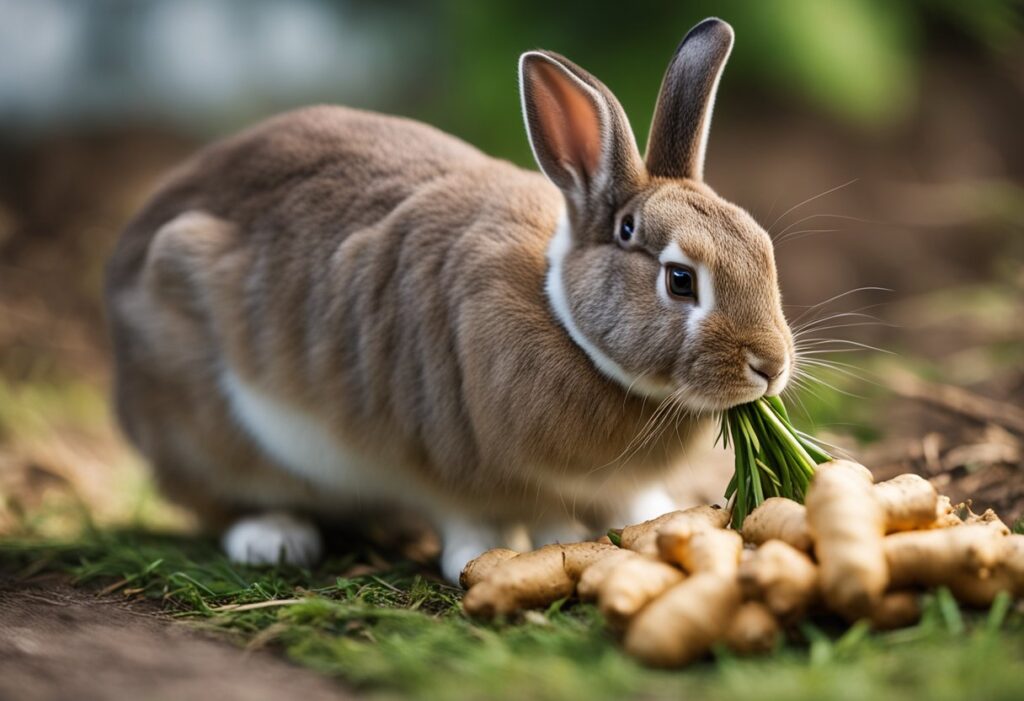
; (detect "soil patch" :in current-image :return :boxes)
[0,577,353,701]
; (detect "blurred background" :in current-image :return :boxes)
[1,0,1022,536]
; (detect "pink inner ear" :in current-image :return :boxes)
[530,61,602,179]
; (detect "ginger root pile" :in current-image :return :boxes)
[461,461,1024,668]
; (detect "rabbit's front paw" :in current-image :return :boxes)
[623,485,678,525]
[222,512,323,567]
[439,518,506,584]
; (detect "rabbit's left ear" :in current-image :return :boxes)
[519,50,641,205]
[645,18,734,182]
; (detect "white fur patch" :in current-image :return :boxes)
[623,485,678,525]
[220,369,385,500]
[545,210,673,401]
[438,516,507,584]
[658,241,715,336]
[222,512,323,567]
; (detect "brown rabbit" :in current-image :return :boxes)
[105,18,793,582]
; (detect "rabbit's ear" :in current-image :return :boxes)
[520,50,640,203]
[645,18,734,181]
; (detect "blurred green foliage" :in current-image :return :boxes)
[412,0,1021,165]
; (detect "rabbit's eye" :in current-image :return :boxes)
[618,214,635,242]
[666,265,697,300]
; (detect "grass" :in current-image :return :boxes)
[721,396,832,528]
[3,528,1024,701]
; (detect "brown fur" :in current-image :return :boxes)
[646,18,735,180]
[104,18,792,567]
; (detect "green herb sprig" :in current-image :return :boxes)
[720,396,832,529]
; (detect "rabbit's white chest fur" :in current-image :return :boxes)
[221,365,672,516]
[221,368,395,502]
[220,364,677,580]
[545,210,677,401]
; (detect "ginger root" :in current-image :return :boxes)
[462,542,616,617]
[931,495,962,528]
[805,460,889,620]
[597,556,684,629]
[738,539,818,622]
[459,548,518,589]
[560,542,620,579]
[659,526,743,577]
[724,601,781,655]
[618,511,685,556]
[620,505,729,557]
[950,533,1024,606]
[873,474,940,533]
[577,549,636,601]
[868,591,922,630]
[459,469,1021,669]
[624,573,742,667]
[827,459,875,483]
[964,507,1011,535]
[885,524,1005,589]
[741,497,811,551]
[949,570,1015,607]
[1002,534,1024,586]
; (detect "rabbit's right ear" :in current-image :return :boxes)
[645,18,734,182]
[519,51,641,205]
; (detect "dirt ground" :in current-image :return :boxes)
[0,576,353,701]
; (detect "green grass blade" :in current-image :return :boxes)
[718,395,835,528]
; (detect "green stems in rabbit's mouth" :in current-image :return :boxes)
[719,396,832,529]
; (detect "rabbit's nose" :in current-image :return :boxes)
[747,355,786,383]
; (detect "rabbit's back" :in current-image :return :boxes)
[105,105,609,523]
[108,106,509,287]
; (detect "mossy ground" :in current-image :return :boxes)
[3,524,1023,701]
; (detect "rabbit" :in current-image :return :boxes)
[104,17,793,583]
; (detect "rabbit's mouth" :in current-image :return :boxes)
[668,338,793,411]
[654,381,742,414]
[728,371,790,408]
[669,374,786,414]
[745,352,791,398]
